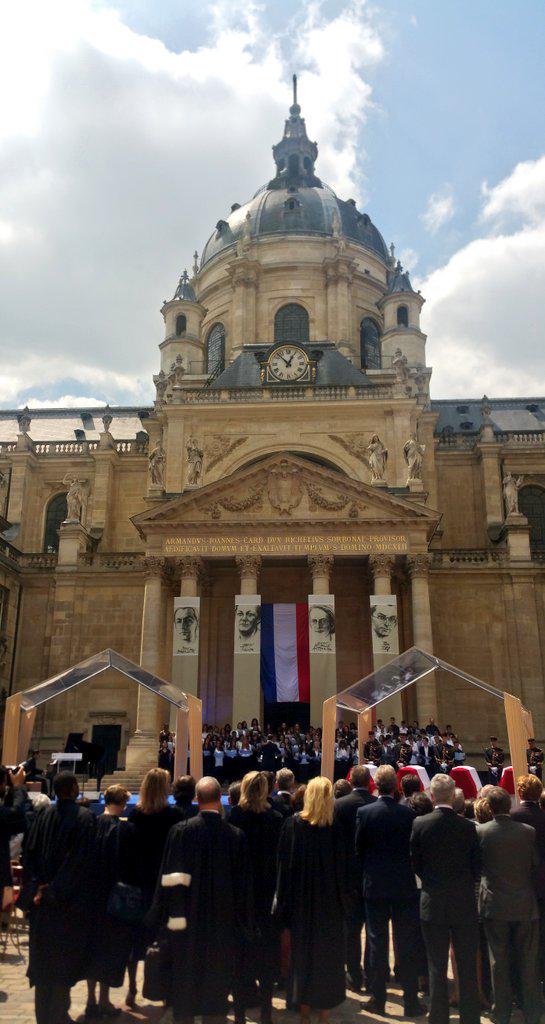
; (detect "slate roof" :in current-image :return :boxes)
[387,262,415,295]
[208,343,373,389]
[432,398,545,435]
[0,408,149,443]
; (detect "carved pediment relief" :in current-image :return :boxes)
[132,453,440,540]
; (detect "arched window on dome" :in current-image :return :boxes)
[274,304,309,344]
[360,317,381,370]
[206,323,225,374]
[518,486,545,554]
[397,304,409,327]
[43,492,68,553]
[175,314,187,336]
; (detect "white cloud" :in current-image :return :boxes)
[399,247,418,273]
[422,154,545,398]
[481,154,545,229]
[0,0,385,408]
[421,187,455,234]
[25,394,105,408]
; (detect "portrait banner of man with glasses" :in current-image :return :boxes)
[308,595,336,655]
[234,595,262,655]
[370,595,399,655]
[173,596,200,657]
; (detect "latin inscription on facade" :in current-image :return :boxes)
[163,533,408,556]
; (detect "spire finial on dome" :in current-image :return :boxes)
[173,269,196,302]
[290,73,301,116]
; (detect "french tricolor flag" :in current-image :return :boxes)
[260,604,310,703]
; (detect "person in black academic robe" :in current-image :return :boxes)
[0,766,28,899]
[22,772,97,1024]
[273,776,351,1018]
[229,771,283,1024]
[150,776,252,1023]
[85,786,136,1016]
[126,769,181,1006]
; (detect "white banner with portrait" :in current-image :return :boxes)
[173,596,200,657]
[308,595,336,654]
[234,595,262,655]
[370,594,399,655]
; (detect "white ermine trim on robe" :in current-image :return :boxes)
[167,916,187,931]
[161,872,191,887]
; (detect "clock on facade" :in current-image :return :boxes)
[264,344,313,383]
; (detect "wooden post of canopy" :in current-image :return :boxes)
[18,709,37,764]
[188,694,203,782]
[321,694,337,782]
[504,692,529,803]
[173,707,189,781]
[2,693,22,766]
[358,709,373,766]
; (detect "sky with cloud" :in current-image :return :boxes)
[0,0,544,407]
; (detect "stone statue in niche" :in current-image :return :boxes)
[187,437,204,487]
[503,473,524,517]
[63,475,87,522]
[403,433,426,482]
[149,442,166,487]
[366,435,388,483]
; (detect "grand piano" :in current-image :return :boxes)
[65,732,105,779]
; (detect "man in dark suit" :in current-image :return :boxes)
[271,768,295,817]
[411,772,481,1024]
[511,773,545,981]
[260,735,281,772]
[356,764,425,1016]
[481,785,541,1024]
[334,765,376,991]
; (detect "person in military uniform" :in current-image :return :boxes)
[527,738,544,780]
[433,734,455,774]
[364,732,383,766]
[484,736,505,785]
[395,738,413,769]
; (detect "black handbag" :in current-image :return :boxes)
[143,936,172,1002]
[106,824,145,923]
[107,880,145,923]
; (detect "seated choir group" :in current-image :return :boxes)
[3,753,545,1024]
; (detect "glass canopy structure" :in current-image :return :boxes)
[2,649,202,782]
[321,646,533,795]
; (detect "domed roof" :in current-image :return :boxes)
[387,260,415,295]
[173,269,197,302]
[200,81,389,270]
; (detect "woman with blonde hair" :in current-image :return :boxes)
[230,772,283,1024]
[274,776,350,1023]
[125,768,179,1008]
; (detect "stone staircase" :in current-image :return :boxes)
[100,755,158,793]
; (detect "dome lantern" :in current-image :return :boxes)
[268,75,321,191]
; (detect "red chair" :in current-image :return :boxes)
[450,766,480,798]
[500,767,515,795]
[397,766,423,792]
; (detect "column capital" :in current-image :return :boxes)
[407,553,433,579]
[143,555,167,580]
[369,554,395,577]
[236,555,261,580]
[175,556,205,582]
[307,554,333,578]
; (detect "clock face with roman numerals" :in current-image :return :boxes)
[267,345,309,382]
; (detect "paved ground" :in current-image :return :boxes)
[0,921,487,1024]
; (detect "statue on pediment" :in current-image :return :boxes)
[366,435,388,483]
[149,442,166,487]
[503,473,523,517]
[63,475,87,522]
[187,437,204,487]
[403,433,425,483]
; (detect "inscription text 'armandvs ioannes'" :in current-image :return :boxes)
[162,534,408,556]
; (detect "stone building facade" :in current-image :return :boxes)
[1,92,544,777]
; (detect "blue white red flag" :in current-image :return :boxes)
[260,603,310,703]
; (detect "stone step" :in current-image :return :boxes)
[101,761,159,792]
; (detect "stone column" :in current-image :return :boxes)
[125,557,167,769]
[308,555,336,727]
[407,554,438,720]
[232,556,261,726]
[369,555,402,720]
[324,265,338,342]
[170,558,204,710]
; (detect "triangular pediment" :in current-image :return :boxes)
[132,454,440,541]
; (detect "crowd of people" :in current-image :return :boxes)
[3,754,545,1024]
[158,716,477,783]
